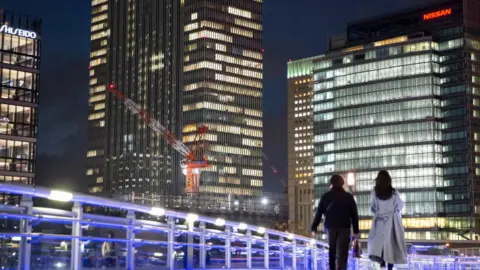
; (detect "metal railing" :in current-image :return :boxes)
[0,183,478,270]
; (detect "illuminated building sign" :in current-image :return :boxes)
[423,8,452,21]
[0,25,37,39]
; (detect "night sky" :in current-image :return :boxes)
[0,0,434,193]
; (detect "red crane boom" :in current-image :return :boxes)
[107,85,210,193]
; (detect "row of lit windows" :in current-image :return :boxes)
[215,53,262,69]
[295,105,312,111]
[93,103,105,111]
[92,0,107,6]
[200,186,256,196]
[227,6,252,19]
[244,108,262,117]
[183,124,262,138]
[251,179,262,187]
[242,168,262,177]
[219,176,240,184]
[86,168,101,176]
[225,65,262,79]
[92,4,108,15]
[189,30,232,43]
[243,49,262,60]
[89,78,97,85]
[91,30,109,41]
[91,23,107,32]
[234,18,261,30]
[88,112,105,121]
[183,133,217,143]
[92,14,108,24]
[210,145,251,156]
[89,94,105,103]
[295,125,312,131]
[242,138,262,147]
[230,27,253,38]
[90,58,107,67]
[184,81,262,97]
[90,49,107,58]
[87,149,104,157]
[295,145,313,152]
[295,99,309,104]
[184,61,222,72]
[215,73,262,88]
[90,85,106,94]
[216,43,227,52]
[294,132,313,138]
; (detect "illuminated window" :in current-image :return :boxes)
[90,85,106,94]
[244,108,262,117]
[183,133,217,142]
[183,101,243,114]
[90,49,107,58]
[88,112,105,120]
[243,49,262,60]
[92,4,108,15]
[234,18,262,30]
[225,66,262,79]
[87,149,104,157]
[242,168,262,177]
[91,30,109,41]
[92,14,108,23]
[185,43,197,52]
[219,176,240,184]
[230,27,253,38]
[228,6,252,18]
[200,20,224,30]
[184,82,261,97]
[250,179,263,187]
[91,23,107,32]
[101,40,108,46]
[210,145,252,156]
[94,103,105,111]
[191,13,198,20]
[86,169,93,175]
[215,43,227,52]
[242,138,262,147]
[215,73,262,88]
[184,61,222,72]
[89,94,105,103]
[96,177,104,183]
[90,58,107,67]
[189,30,233,43]
[92,0,107,6]
[374,36,408,47]
[184,22,198,32]
[89,78,98,85]
[215,53,262,69]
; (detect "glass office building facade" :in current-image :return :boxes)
[0,10,40,200]
[87,0,184,196]
[313,0,480,240]
[182,0,264,197]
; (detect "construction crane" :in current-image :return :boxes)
[107,84,210,193]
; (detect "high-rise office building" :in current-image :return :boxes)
[287,57,321,232]
[313,0,480,240]
[182,0,264,196]
[87,0,264,198]
[0,9,41,201]
[87,0,183,196]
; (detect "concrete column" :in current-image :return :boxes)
[18,196,32,270]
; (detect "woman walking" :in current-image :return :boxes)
[311,175,359,270]
[368,170,407,269]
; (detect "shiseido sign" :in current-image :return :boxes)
[0,25,37,39]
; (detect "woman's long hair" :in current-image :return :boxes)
[374,170,395,200]
[330,174,345,192]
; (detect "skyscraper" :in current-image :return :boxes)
[87,0,183,196]
[312,0,480,240]
[0,9,41,199]
[88,0,264,199]
[182,0,264,197]
[287,57,321,232]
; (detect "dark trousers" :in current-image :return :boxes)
[380,251,393,270]
[327,228,351,270]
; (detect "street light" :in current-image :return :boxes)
[261,198,268,205]
[347,172,355,187]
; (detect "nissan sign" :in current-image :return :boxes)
[0,25,37,39]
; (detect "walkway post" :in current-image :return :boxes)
[199,222,206,269]
[246,229,252,269]
[126,211,135,270]
[263,233,269,269]
[312,243,317,270]
[225,226,231,269]
[167,217,175,270]
[71,202,83,270]
[292,239,297,270]
[279,237,285,269]
[18,196,32,270]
